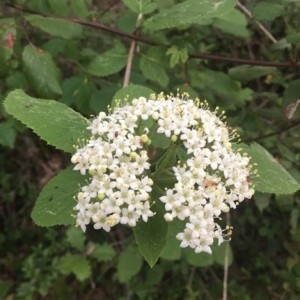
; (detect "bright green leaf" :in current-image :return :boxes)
[123,0,157,14]
[145,0,237,31]
[22,44,62,98]
[117,244,143,282]
[31,167,87,226]
[4,90,90,153]
[86,41,127,77]
[26,15,83,39]
[240,143,300,194]
[0,122,16,149]
[57,254,91,281]
[111,84,155,108]
[166,46,188,68]
[134,187,168,267]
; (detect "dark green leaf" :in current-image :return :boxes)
[229,65,277,83]
[117,244,143,282]
[0,122,16,148]
[4,90,90,153]
[145,0,236,31]
[22,44,62,98]
[70,0,90,18]
[56,254,91,281]
[90,243,116,262]
[86,41,127,77]
[123,0,157,14]
[212,242,233,266]
[183,248,214,267]
[213,8,249,38]
[111,84,155,108]
[153,169,177,189]
[252,3,284,21]
[134,186,168,267]
[66,227,85,251]
[26,15,83,39]
[31,167,87,226]
[139,47,169,87]
[156,144,177,171]
[240,143,300,194]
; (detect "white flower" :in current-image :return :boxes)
[72,94,255,255]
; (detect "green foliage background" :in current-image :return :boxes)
[1,0,300,299]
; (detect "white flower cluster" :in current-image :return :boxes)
[71,94,255,254]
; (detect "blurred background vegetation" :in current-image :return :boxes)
[1,0,300,299]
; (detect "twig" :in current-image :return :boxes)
[123,13,143,87]
[222,213,231,300]
[123,40,136,87]
[236,1,277,44]
[5,2,300,69]
[244,119,300,143]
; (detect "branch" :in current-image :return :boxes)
[244,119,300,143]
[237,2,277,44]
[5,2,300,69]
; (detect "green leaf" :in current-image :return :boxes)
[70,0,90,18]
[229,65,277,83]
[190,69,253,109]
[31,167,87,226]
[166,46,188,68]
[176,145,188,162]
[160,220,184,260]
[144,0,237,31]
[4,90,90,153]
[213,8,249,38]
[123,0,157,14]
[86,41,127,77]
[0,122,16,149]
[254,192,270,212]
[117,244,143,282]
[25,15,83,39]
[240,143,300,194]
[111,84,155,108]
[90,243,116,262]
[156,144,177,171]
[183,248,214,267]
[0,18,16,63]
[212,242,233,266]
[66,227,86,251]
[57,254,91,281]
[286,32,300,46]
[252,3,284,21]
[22,44,62,98]
[134,186,168,267]
[153,169,177,189]
[139,47,169,87]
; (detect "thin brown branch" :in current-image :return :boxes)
[5,2,300,69]
[244,119,300,143]
[237,1,277,44]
